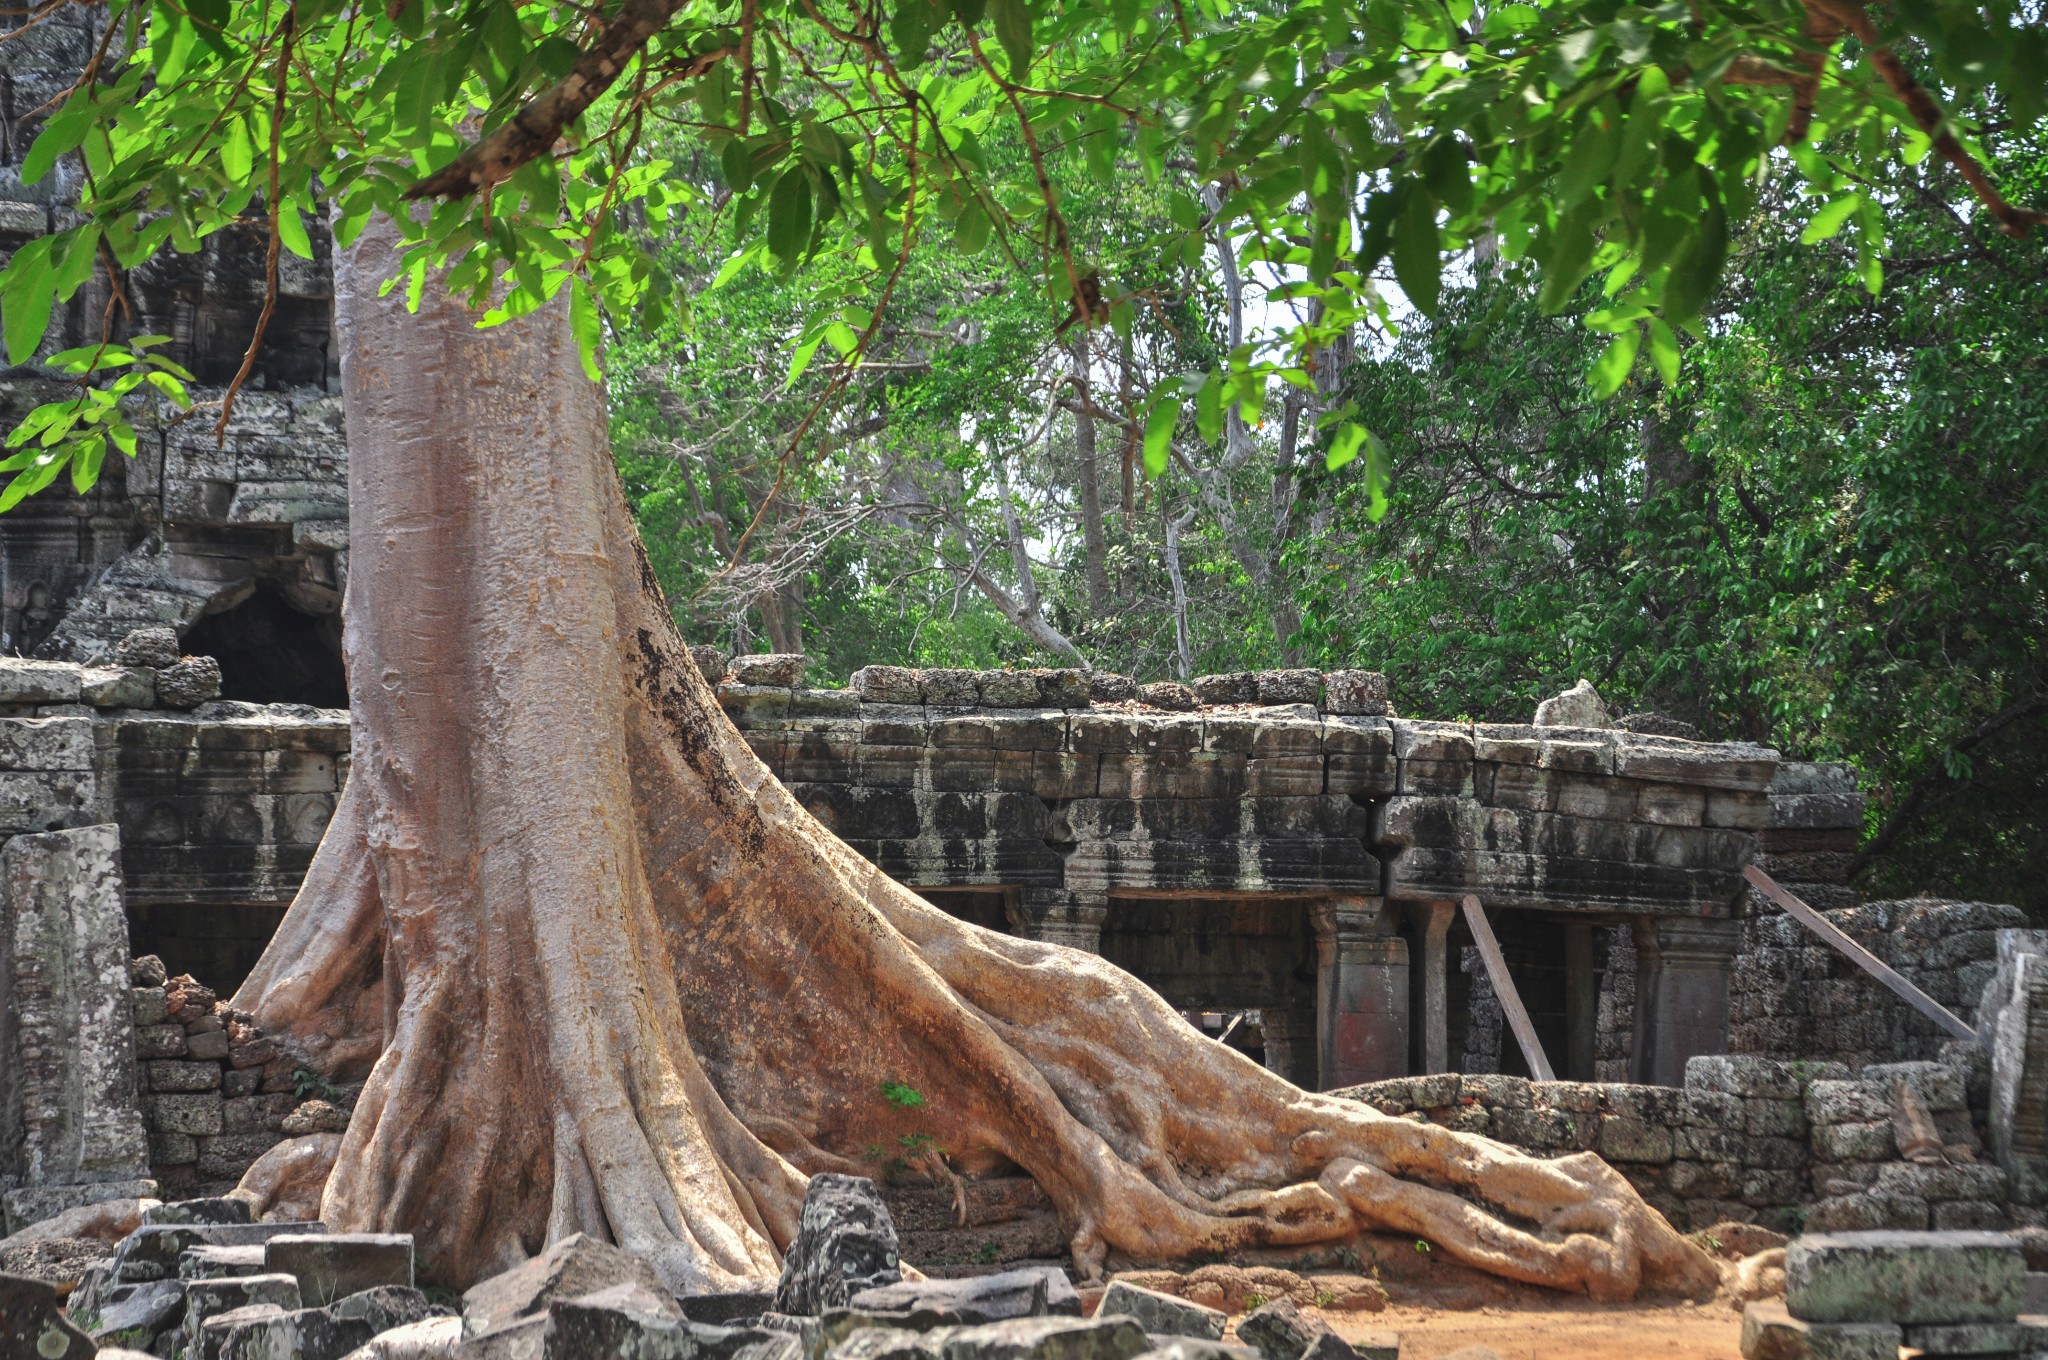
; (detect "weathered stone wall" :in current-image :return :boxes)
[0,4,347,682]
[1730,899,2031,1069]
[127,958,342,1198]
[1337,1050,2022,1235]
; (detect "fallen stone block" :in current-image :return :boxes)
[266,1231,415,1305]
[1234,1299,1349,1360]
[936,1315,1151,1360]
[113,1220,326,1282]
[731,654,807,687]
[775,1174,902,1315]
[196,1303,288,1360]
[461,1232,678,1337]
[682,1288,779,1324]
[147,1197,255,1228]
[84,1276,186,1350]
[1740,1301,1898,1360]
[832,1330,945,1360]
[214,1289,443,1360]
[1784,1230,2025,1324]
[1131,1341,1259,1360]
[0,659,83,704]
[1094,1282,1224,1341]
[184,1272,303,1345]
[1900,1318,2034,1354]
[850,1266,1080,1325]
[182,1244,269,1278]
[335,1313,463,1359]
[544,1285,759,1360]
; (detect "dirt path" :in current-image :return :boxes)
[1330,1297,1743,1360]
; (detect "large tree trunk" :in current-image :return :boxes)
[233,218,1718,1303]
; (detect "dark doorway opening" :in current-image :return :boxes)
[912,886,1014,933]
[184,587,347,707]
[127,902,290,993]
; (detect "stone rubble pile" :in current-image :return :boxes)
[1741,1229,2048,1360]
[51,1174,1406,1360]
[0,634,224,716]
[58,1195,432,1360]
[127,956,344,1199]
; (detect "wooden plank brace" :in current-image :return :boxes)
[1460,894,1556,1082]
[1742,865,1977,1043]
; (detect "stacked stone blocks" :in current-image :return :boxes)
[1743,1231,2043,1360]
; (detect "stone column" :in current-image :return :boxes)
[1258,1008,1316,1089]
[1008,888,1108,953]
[1563,919,1597,1081]
[1630,915,1743,1088]
[1418,900,1455,1075]
[1,824,154,1231]
[1312,897,1409,1090]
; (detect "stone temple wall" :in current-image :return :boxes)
[0,5,348,689]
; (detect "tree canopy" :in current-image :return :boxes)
[0,0,2041,502]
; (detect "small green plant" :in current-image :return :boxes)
[291,1066,345,1104]
[1688,1230,1724,1255]
[879,1080,967,1227]
[1780,1205,1807,1234]
[1313,1289,1338,1309]
[1242,1292,1269,1310]
[974,1241,1000,1264]
[880,1081,927,1110]
[1413,1239,1431,1253]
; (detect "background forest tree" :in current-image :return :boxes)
[615,122,2047,916]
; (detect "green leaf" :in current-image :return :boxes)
[1392,190,1440,317]
[276,202,313,260]
[891,0,935,67]
[221,116,255,183]
[1141,394,1180,476]
[1588,328,1641,397]
[21,95,93,187]
[69,434,105,495]
[990,0,1033,79]
[1799,195,1862,245]
[3,244,58,366]
[1195,374,1224,444]
[767,168,813,273]
[1645,317,1680,386]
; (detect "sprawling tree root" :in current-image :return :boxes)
[233,218,1720,1303]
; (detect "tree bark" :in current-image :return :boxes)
[234,216,1718,1304]
[1069,336,1114,619]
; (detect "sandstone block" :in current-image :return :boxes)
[1598,1115,1674,1164]
[688,645,730,684]
[148,1059,224,1092]
[1811,1122,1892,1162]
[1901,1318,2037,1354]
[80,667,156,708]
[1097,1282,1225,1340]
[1533,679,1609,729]
[1254,670,1322,706]
[850,1266,1080,1324]
[1929,1200,2008,1230]
[156,656,224,709]
[265,1231,415,1305]
[730,653,807,687]
[87,1277,187,1350]
[137,1023,188,1058]
[133,986,171,1026]
[976,671,1040,707]
[0,1273,95,1360]
[1322,670,1390,715]
[1192,674,1257,705]
[1784,1230,2025,1323]
[935,1315,1150,1360]
[180,1245,268,1279]
[1686,1055,1811,1100]
[775,1175,902,1314]
[186,1028,231,1060]
[184,1273,303,1346]
[1859,1061,1964,1112]
[1740,1300,1898,1360]
[1235,1299,1343,1360]
[461,1231,679,1336]
[1806,1082,1889,1128]
[1137,682,1198,711]
[1072,673,1133,707]
[0,658,82,703]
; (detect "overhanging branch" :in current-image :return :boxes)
[405,0,717,200]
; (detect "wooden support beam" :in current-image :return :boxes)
[1460,894,1556,1082]
[1742,865,1978,1043]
